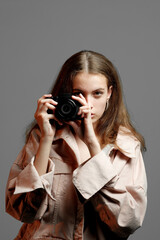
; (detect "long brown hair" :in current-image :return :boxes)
[26,50,146,151]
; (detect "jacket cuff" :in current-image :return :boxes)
[73,144,118,200]
[13,157,55,200]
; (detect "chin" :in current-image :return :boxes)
[92,119,99,127]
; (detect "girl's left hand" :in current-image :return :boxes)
[66,94,101,156]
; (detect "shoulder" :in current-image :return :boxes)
[115,126,141,158]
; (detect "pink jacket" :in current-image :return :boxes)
[6,126,147,240]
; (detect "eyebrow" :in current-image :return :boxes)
[72,88,105,92]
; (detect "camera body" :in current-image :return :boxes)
[48,93,82,122]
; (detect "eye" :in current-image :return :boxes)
[93,91,103,97]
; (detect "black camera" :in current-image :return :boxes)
[47,93,82,122]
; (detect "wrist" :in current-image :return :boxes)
[41,135,54,144]
[87,140,101,157]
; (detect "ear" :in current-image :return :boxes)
[107,85,113,100]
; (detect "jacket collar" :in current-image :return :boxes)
[53,125,139,160]
[53,125,81,165]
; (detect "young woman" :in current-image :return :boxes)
[6,50,147,240]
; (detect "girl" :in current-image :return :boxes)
[6,50,147,240]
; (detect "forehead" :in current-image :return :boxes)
[72,72,108,89]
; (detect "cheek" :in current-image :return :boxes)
[95,99,106,112]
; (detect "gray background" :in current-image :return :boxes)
[0,0,160,239]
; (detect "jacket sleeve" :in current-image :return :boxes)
[5,129,55,223]
[73,140,147,238]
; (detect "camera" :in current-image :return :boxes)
[47,93,82,122]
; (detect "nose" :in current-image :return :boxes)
[85,95,93,109]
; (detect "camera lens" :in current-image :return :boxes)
[61,103,72,115]
[55,99,78,121]
[53,94,82,121]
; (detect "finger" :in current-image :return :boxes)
[72,94,86,103]
[44,104,62,125]
[82,109,92,121]
[72,94,87,106]
[81,113,85,118]
[77,105,91,116]
[41,94,53,99]
[40,98,58,106]
[37,94,53,105]
[79,106,91,116]
[37,97,58,113]
[45,102,57,111]
[79,105,90,111]
[79,93,86,100]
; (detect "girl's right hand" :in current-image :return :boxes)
[34,94,61,140]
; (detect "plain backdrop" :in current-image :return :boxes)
[1,0,160,239]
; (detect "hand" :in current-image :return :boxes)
[66,94,101,155]
[34,94,62,140]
